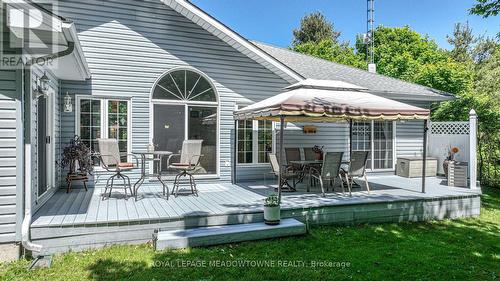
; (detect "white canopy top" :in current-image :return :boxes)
[234,79,430,122]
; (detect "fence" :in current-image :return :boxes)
[428,110,477,189]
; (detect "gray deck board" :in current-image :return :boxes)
[73,187,94,224]
[83,189,101,224]
[32,176,481,228]
[61,188,88,225]
[32,190,69,227]
[49,189,80,226]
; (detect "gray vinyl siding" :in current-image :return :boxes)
[396,120,425,158]
[394,101,430,158]
[0,69,22,243]
[56,0,290,183]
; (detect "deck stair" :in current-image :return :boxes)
[154,218,306,250]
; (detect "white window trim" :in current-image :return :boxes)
[236,119,274,166]
[75,96,132,163]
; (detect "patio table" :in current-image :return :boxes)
[289,159,350,190]
[132,151,172,200]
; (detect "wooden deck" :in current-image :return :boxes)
[32,174,479,228]
[31,173,481,254]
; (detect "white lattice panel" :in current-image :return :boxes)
[430,122,470,135]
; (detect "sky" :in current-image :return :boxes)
[191,0,499,49]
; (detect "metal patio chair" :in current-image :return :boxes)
[342,151,370,196]
[285,147,303,173]
[309,152,345,197]
[167,140,203,197]
[96,138,138,200]
[269,153,298,191]
[304,147,317,161]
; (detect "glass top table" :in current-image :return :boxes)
[132,151,173,200]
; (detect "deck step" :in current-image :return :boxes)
[154,218,306,250]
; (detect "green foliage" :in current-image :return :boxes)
[469,0,500,17]
[292,39,366,68]
[432,44,500,187]
[447,22,478,63]
[264,193,279,207]
[292,12,340,46]
[355,26,474,95]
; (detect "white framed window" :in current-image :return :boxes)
[76,97,132,164]
[237,119,274,164]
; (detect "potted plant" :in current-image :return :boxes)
[263,194,280,225]
[443,146,459,178]
[312,145,324,161]
[61,136,94,176]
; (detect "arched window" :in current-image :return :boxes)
[152,69,217,102]
[151,68,218,176]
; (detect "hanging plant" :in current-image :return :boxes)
[61,136,93,175]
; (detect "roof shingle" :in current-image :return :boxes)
[252,41,454,101]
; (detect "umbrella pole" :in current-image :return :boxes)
[278,116,285,203]
[421,119,428,193]
[349,119,353,160]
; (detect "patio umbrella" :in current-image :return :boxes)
[233,79,431,202]
[234,79,430,122]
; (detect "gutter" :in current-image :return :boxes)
[21,41,76,256]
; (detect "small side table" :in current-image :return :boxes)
[448,162,468,187]
[66,173,89,193]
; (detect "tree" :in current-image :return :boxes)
[470,0,500,17]
[447,22,478,63]
[293,39,366,69]
[432,44,500,187]
[472,37,498,63]
[292,12,341,46]
[355,26,473,94]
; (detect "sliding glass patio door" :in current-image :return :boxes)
[352,121,394,171]
[153,104,185,172]
[153,104,217,175]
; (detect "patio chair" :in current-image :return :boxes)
[167,140,203,197]
[285,147,301,163]
[304,147,316,161]
[96,138,138,200]
[309,152,345,197]
[285,147,302,173]
[269,153,298,191]
[342,151,370,196]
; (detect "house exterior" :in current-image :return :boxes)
[0,0,462,260]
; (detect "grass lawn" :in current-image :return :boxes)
[1,187,499,281]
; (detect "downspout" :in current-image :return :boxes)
[21,42,75,255]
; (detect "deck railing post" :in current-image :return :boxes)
[421,119,428,193]
[469,109,477,189]
[278,116,285,203]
